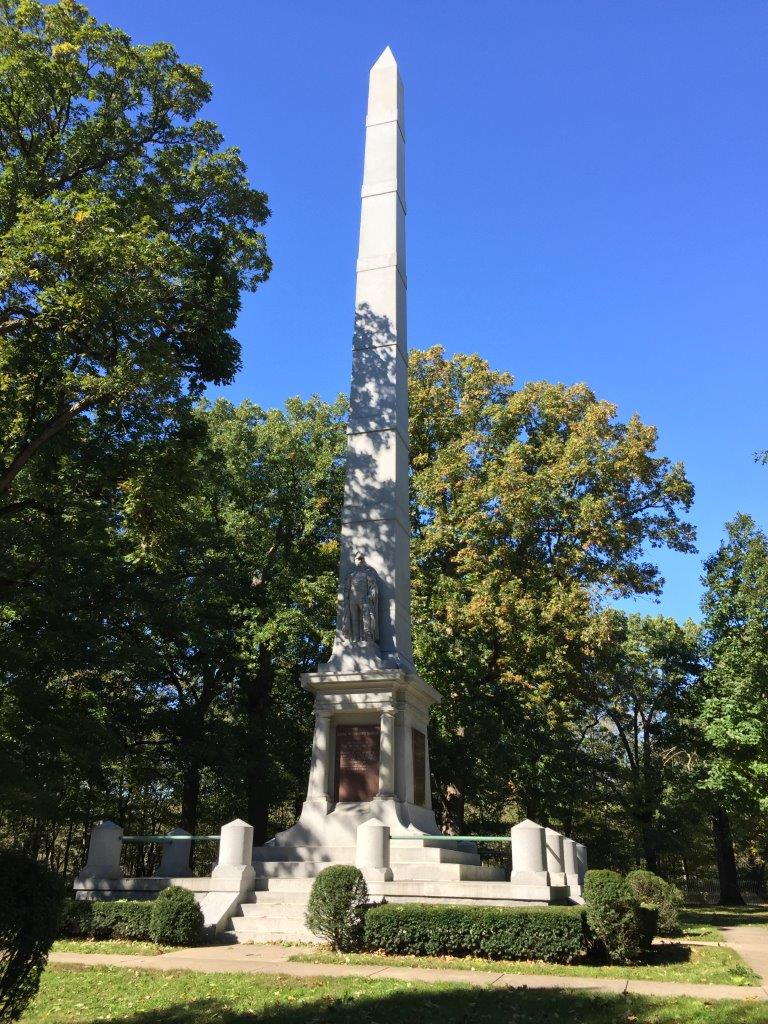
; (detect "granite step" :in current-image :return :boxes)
[252,846,354,864]
[389,846,482,865]
[230,917,317,943]
[391,862,505,882]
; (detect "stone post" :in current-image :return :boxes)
[355,819,393,881]
[76,820,124,881]
[378,710,395,798]
[562,837,580,888]
[307,711,332,801]
[212,819,255,886]
[155,828,193,877]
[544,827,567,886]
[509,819,549,885]
[576,842,588,885]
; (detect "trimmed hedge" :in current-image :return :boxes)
[583,870,642,964]
[59,899,153,940]
[363,903,585,964]
[626,870,682,936]
[0,851,64,1023]
[637,904,659,952]
[306,866,369,952]
[149,887,204,946]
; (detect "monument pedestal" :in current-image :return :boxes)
[267,668,441,849]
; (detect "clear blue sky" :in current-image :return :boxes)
[91,1,767,623]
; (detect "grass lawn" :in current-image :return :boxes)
[681,904,768,932]
[52,939,174,956]
[291,943,758,986]
[677,915,724,942]
[20,965,768,1024]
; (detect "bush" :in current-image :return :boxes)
[305,866,368,951]
[0,850,65,1023]
[637,904,659,952]
[364,903,585,964]
[626,870,683,935]
[583,869,642,964]
[58,900,94,938]
[149,887,204,946]
[59,899,153,940]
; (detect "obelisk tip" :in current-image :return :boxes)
[372,46,397,70]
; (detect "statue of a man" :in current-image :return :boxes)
[343,552,379,643]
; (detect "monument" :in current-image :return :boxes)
[74,49,586,940]
[266,46,443,849]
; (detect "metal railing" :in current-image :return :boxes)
[121,835,219,843]
[390,835,511,842]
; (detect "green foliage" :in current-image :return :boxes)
[589,614,701,872]
[0,850,64,1022]
[698,515,768,812]
[363,902,585,963]
[0,0,271,502]
[58,900,152,941]
[148,887,203,947]
[626,870,682,935]
[583,869,642,964]
[408,346,695,832]
[0,0,270,863]
[305,866,368,952]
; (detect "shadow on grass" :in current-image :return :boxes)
[79,987,763,1024]
[682,905,768,929]
[637,943,691,967]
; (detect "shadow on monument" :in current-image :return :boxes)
[331,302,411,660]
[62,983,711,1024]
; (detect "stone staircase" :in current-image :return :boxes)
[225,839,507,943]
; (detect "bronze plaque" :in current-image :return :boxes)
[335,724,380,802]
[412,728,426,806]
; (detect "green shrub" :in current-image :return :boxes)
[305,866,368,951]
[583,869,642,964]
[59,899,153,940]
[0,850,65,1023]
[149,887,204,946]
[637,904,659,952]
[94,901,154,939]
[626,870,682,935]
[364,903,585,964]
[58,900,93,938]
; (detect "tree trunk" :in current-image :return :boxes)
[178,762,202,873]
[711,805,744,905]
[179,761,201,872]
[641,820,658,874]
[440,782,465,834]
[243,643,274,846]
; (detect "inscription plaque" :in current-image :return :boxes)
[334,724,380,802]
[411,728,426,806]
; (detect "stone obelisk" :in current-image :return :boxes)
[269,48,441,850]
[323,45,411,673]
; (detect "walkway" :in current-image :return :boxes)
[720,924,768,987]
[49,938,768,1003]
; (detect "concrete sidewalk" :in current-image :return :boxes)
[720,925,768,986]
[49,941,768,1002]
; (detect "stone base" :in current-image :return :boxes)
[509,869,550,886]
[268,795,440,849]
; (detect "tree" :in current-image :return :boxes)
[591,612,701,872]
[0,394,347,865]
[0,0,271,868]
[113,396,347,846]
[697,514,768,903]
[408,347,695,832]
[0,0,271,511]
